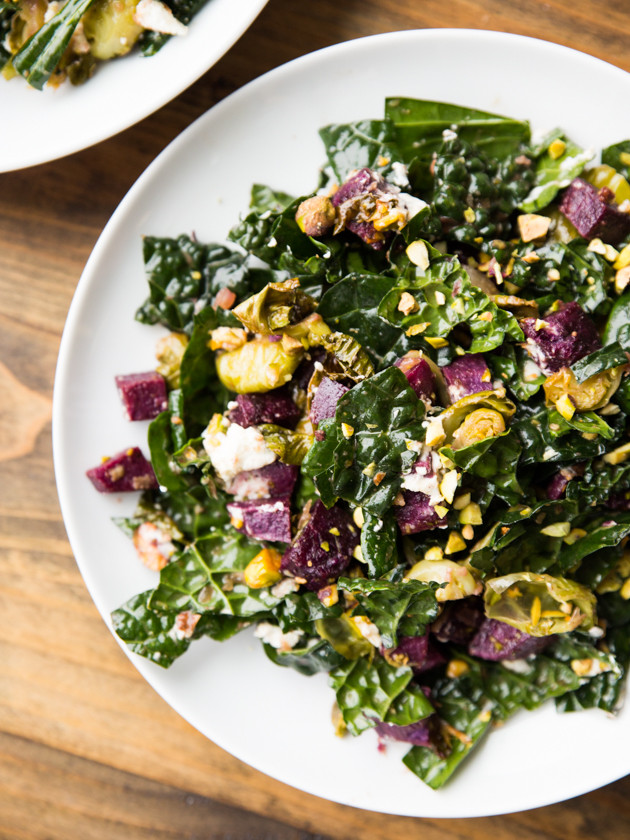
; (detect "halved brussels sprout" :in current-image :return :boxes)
[232,278,317,335]
[484,571,596,636]
[83,0,144,60]
[425,390,516,449]
[258,423,314,465]
[451,408,506,449]
[155,331,189,388]
[543,365,622,413]
[406,558,481,602]
[216,336,304,393]
[315,615,373,659]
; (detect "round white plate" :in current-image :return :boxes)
[53,29,630,817]
[0,0,267,171]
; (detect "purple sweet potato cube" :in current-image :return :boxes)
[115,372,168,421]
[559,178,630,244]
[309,377,350,426]
[394,353,437,403]
[227,497,293,543]
[389,634,445,673]
[607,490,630,511]
[331,168,389,250]
[441,354,491,402]
[395,490,448,535]
[520,301,602,374]
[281,501,358,590]
[86,447,158,493]
[431,597,485,645]
[228,386,301,430]
[545,464,584,500]
[375,718,435,747]
[226,462,299,501]
[468,617,551,661]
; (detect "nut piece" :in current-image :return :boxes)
[295,195,336,237]
[397,291,419,315]
[244,548,283,589]
[517,213,551,243]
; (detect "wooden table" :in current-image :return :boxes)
[2,1,630,837]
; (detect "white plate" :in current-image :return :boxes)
[0,0,267,171]
[53,29,630,818]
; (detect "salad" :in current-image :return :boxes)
[86,97,630,790]
[0,0,204,88]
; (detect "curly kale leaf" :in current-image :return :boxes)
[149,531,277,618]
[520,133,593,213]
[385,98,530,181]
[317,273,402,368]
[330,655,418,735]
[319,118,402,182]
[111,590,241,668]
[378,241,522,352]
[338,577,440,649]
[136,235,273,333]
[302,367,425,516]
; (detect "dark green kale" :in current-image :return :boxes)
[138,0,209,55]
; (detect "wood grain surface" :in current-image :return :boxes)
[1,1,630,837]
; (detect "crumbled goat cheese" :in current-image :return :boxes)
[271,577,300,598]
[500,658,532,675]
[203,421,276,483]
[133,0,188,35]
[389,161,411,188]
[353,616,382,648]
[254,622,303,651]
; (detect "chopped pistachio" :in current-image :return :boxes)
[540,521,571,538]
[614,243,630,270]
[406,240,430,270]
[445,531,467,555]
[397,291,419,315]
[341,422,354,439]
[446,659,470,678]
[439,469,459,504]
[424,546,444,562]
[424,336,450,349]
[453,492,471,511]
[352,507,365,528]
[603,442,630,465]
[564,528,587,545]
[555,393,576,421]
[459,502,482,526]
[517,213,551,243]
[548,138,566,159]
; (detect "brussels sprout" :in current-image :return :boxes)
[543,365,622,413]
[7,0,47,53]
[450,407,506,450]
[215,336,304,394]
[315,615,373,659]
[83,0,144,60]
[424,390,515,449]
[484,571,597,636]
[406,558,481,602]
[232,278,317,335]
[283,313,332,346]
[317,331,374,382]
[258,424,314,465]
[155,332,189,388]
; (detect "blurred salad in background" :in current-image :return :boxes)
[86,97,630,789]
[1,0,206,89]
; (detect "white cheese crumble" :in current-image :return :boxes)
[254,622,303,651]
[202,421,276,483]
[389,161,411,187]
[352,616,382,648]
[133,0,188,35]
[500,658,532,675]
[271,577,300,598]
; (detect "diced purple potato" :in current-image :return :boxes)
[431,597,485,645]
[309,377,350,426]
[331,168,389,250]
[114,371,168,421]
[86,447,158,493]
[227,497,293,543]
[395,490,448,535]
[559,178,630,245]
[281,501,358,590]
[546,471,570,500]
[389,634,445,673]
[607,490,630,511]
[375,718,434,747]
[468,617,552,661]
[520,301,602,374]
[394,355,437,403]
[226,462,299,501]
[293,347,328,391]
[441,354,491,402]
[545,465,584,500]
[228,386,301,430]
